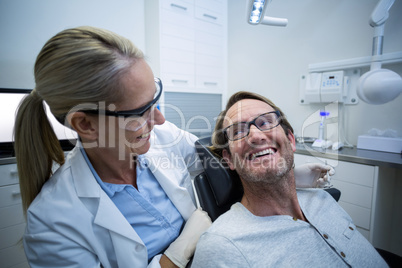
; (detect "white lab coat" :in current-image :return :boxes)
[23,121,202,268]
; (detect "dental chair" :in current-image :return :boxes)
[193,136,340,222]
[192,136,402,267]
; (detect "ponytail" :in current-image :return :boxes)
[14,90,64,214]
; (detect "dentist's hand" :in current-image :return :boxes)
[294,163,335,188]
[164,208,212,268]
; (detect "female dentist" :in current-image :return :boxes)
[14,26,332,268]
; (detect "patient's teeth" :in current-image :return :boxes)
[250,148,275,160]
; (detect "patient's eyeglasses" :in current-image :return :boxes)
[81,77,162,132]
[224,111,282,141]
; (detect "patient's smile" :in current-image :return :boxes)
[248,148,277,161]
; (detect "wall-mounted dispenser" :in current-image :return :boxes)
[299,69,361,104]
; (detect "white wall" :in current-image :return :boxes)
[0,0,145,89]
[228,0,402,145]
[1,0,401,145]
[0,0,145,141]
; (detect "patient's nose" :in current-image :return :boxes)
[247,124,267,144]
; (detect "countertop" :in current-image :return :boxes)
[296,142,402,169]
[1,142,402,169]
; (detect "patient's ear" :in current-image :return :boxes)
[287,131,296,152]
[67,112,98,141]
[222,149,235,170]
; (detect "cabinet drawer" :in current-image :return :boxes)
[161,9,194,30]
[162,0,194,16]
[0,184,22,207]
[294,153,336,167]
[195,17,223,36]
[196,42,222,57]
[332,180,373,209]
[332,161,375,187]
[161,47,195,64]
[161,73,195,88]
[195,6,223,25]
[161,34,195,52]
[196,64,223,77]
[196,76,223,91]
[195,0,224,13]
[0,222,26,250]
[0,243,28,268]
[161,21,195,41]
[294,154,375,187]
[0,203,24,229]
[331,179,373,209]
[0,163,19,187]
[161,60,195,76]
[339,201,371,230]
[195,53,223,68]
[195,30,223,46]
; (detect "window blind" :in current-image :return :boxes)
[164,92,222,138]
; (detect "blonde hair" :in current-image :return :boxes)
[14,26,144,213]
[211,91,294,157]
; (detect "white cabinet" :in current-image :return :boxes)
[194,0,225,92]
[160,0,196,89]
[0,162,29,268]
[294,152,401,256]
[145,0,227,95]
[145,0,227,137]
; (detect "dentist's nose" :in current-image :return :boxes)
[153,108,165,125]
[147,107,165,128]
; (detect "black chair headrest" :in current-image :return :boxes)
[195,136,243,207]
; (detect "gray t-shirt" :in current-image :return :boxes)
[192,189,387,267]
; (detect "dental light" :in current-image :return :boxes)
[357,0,402,104]
[247,0,288,27]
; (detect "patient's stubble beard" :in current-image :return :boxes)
[233,141,294,186]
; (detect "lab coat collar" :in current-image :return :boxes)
[68,140,195,242]
[144,149,196,221]
[68,144,102,198]
[68,144,145,245]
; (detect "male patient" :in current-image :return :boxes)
[191,91,387,267]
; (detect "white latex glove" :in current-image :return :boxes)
[294,163,335,188]
[164,208,212,268]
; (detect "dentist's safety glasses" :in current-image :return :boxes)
[118,102,159,132]
[80,78,163,132]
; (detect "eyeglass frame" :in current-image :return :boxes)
[223,110,282,141]
[80,77,162,118]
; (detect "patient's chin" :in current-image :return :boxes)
[238,156,292,185]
